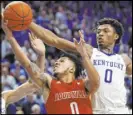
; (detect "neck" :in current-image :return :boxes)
[58,73,75,83]
[99,43,115,54]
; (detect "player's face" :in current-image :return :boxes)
[53,57,75,77]
[96,24,118,48]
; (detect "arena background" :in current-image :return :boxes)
[1,1,132,114]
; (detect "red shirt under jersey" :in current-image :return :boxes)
[45,79,92,114]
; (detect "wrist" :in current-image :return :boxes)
[38,54,45,57]
[28,22,34,29]
[7,37,14,41]
[80,52,88,57]
[81,54,90,59]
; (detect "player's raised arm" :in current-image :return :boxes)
[29,22,75,51]
[1,14,45,89]
[29,32,46,72]
[74,36,100,94]
[2,81,38,106]
[29,22,93,56]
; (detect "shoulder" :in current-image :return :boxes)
[40,73,53,89]
[120,53,132,66]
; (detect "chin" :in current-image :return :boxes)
[99,44,106,48]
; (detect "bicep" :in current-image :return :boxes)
[126,63,132,75]
[122,54,132,75]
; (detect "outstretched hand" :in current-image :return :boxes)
[29,32,45,56]
[1,8,13,39]
[73,30,89,57]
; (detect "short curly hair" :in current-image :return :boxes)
[95,18,124,44]
[59,51,83,78]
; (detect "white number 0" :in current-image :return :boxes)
[70,102,79,114]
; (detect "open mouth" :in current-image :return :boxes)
[98,40,104,44]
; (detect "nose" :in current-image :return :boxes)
[55,61,59,66]
[98,30,104,36]
[98,36,103,40]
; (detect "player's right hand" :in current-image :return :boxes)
[1,7,13,40]
[29,32,46,56]
[73,30,89,58]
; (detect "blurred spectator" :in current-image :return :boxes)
[1,66,18,90]
[7,104,16,114]
[16,110,24,114]
[18,75,27,85]
[34,91,44,105]
[22,40,37,62]
[22,94,39,114]
[31,104,41,114]
[10,60,27,83]
[1,36,13,59]
[56,6,67,24]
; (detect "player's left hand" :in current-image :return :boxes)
[1,8,13,39]
[74,30,89,57]
[29,32,45,56]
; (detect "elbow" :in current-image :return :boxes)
[90,77,100,94]
[93,81,100,92]
[126,70,132,76]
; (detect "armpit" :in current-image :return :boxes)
[83,78,90,92]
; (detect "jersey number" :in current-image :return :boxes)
[70,102,79,114]
[104,69,113,83]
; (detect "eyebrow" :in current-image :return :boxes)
[97,28,109,30]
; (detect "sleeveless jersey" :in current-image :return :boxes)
[91,48,127,111]
[1,98,6,114]
[45,79,92,114]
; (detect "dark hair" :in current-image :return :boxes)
[128,36,132,48]
[95,18,124,44]
[59,51,84,78]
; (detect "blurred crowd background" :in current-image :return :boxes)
[1,1,132,114]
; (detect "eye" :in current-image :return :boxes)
[97,30,100,34]
[104,29,109,33]
[60,59,64,62]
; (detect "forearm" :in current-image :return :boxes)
[6,82,37,105]
[29,22,76,51]
[8,37,30,67]
[82,56,100,91]
[36,55,45,73]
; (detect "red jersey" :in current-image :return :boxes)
[45,79,92,114]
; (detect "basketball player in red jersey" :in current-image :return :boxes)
[2,15,100,114]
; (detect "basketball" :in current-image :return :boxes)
[3,1,33,31]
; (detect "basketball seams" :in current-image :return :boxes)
[20,3,24,29]
[24,8,30,18]
[4,2,32,31]
[9,5,23,18]
[4,18,32,21]
[9,23,30,28]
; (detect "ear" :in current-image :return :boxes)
[69,67,75,73]
[114,34,119,40]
